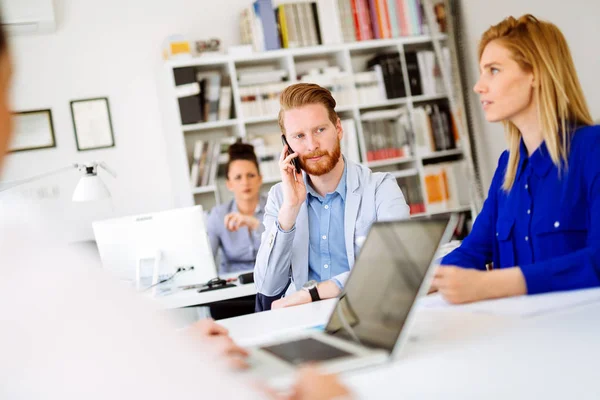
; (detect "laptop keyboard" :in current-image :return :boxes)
[261,338,352,365]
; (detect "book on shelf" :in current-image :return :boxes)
[272,2,322,49]
[239,0,447,51]
[237,67,289,119]
[340,119,361,164]
[353,70,386,104]
[190,140,204,187]
[174,67,203,125]
[195,141,209,187]
[404,51,423,96]
[190,139,226,188]
[336,0,356,43]
[396,174,425,214]
[238,68,288,86]
[255,0,282,51]
[412,102,458,155]
[330,0,429,43]
[361,108,412,162]
[386,0,400,38]
[209,135,280,183]
[240,7,262,52]
[299,66,355,108]
[190,137,280,189]
[250,136,280,182]
[276,4,298,48]
[218,86,232,121]
[240,0,281,52]
[239,82,288,118]
[423,161,470,213]
[243,133,281,182]
[196,72,221,122]
[416,49,448,96]
[174,67,234,125]
[204,141,222,187]
[351,45,451,106]
[308,2,323,45]
[245,4,265,52]
[368,0,381,39]
[366,53,407,99]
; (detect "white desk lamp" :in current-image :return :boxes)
[0,162,116,201]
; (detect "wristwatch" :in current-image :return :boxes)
[302,280,321,302]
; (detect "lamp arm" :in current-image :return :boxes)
[97,161,117,178]
[0,164,79,193]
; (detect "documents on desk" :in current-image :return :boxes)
[418,287,600,317]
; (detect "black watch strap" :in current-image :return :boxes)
[308,286,321,302]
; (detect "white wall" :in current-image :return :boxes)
[4,0,251,240]
[458,0,600,190]
[4,0,598,239]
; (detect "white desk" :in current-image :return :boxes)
[154,282,256,309]
[220,288,600,399]
[150,271,257,309]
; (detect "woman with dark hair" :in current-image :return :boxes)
[206,140,267,274]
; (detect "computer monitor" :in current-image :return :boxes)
[92,205,217,289]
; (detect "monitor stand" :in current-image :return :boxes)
[136,249,162,292]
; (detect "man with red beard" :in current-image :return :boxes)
[254,83,410,311]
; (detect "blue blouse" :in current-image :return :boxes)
[442,125,600,294]
[206,196,267,275]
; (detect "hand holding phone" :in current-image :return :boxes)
[278,134,306,228]
[281,134,301,174]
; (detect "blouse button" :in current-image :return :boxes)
[554,221,560,228]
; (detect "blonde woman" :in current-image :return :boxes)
[434,15,600,304]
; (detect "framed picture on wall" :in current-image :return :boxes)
[9,109,57,153]
[70,97,115,151]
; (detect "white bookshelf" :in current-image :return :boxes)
[366,156,415,169]
[182,119,239,132]
[158,24,477,217]
[412,205,472,219]
[164,35,449,69]
[420,148,463,160]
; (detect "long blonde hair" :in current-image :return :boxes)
[478,15,593,191]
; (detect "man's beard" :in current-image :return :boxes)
[299,139,342,176]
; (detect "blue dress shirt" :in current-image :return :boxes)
[306,164,350,288]
[442,125,600,294]
[206,196,266,275]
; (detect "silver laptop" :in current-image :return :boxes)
[246,214,458,386]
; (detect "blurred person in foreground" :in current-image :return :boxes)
[0,17,351,400]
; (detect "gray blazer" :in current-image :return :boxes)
[254,159,410,296]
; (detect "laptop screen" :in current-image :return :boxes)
[325,216,453,352]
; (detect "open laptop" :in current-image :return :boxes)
[246,214,458,386]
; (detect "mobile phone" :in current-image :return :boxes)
[281,134,301,174]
